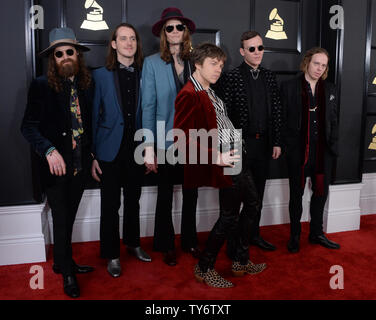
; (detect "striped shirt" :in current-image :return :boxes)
[190,75,241,146]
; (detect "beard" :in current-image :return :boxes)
[56,58,79,78]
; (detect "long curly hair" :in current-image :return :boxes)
[47,49,92,92]
[159,21,192,63]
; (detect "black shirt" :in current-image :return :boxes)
[117,62,137,134]
[171,59,192,93]
[306,80,319,143]
[241,62,268,135]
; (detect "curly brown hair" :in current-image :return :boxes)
[47,49,92,92]
[159,21,192,63]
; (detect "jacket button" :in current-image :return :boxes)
[62,132,67,136]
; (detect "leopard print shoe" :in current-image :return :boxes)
[194,264,234,288]
[231,260,267,277]
[194,264,205,283]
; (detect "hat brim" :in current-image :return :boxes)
[152,16,196,37]
[39,42,90,57]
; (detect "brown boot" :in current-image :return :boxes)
[194,264,234,288]
[231,260,267,277]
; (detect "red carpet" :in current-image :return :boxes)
[0,215,375,300]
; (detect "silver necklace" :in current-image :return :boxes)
[250,68,260,80]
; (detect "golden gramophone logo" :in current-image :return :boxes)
[265,8,288,40]
[369,124,376,150]
[80,0,109,31]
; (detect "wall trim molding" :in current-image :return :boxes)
[0,203,50,266]
[2,175,376,266]
[360,173,376,215]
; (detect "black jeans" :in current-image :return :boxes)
[288,143,328,237]
[198,167,261,272]
[45,163,89,276]
[99,140,143,259]
[153,155,198,252]
[245,136,269,239]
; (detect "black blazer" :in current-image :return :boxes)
[21,75,94,186]
[280,73,339,157]
[215,64,283,150]
[281,74,338,184]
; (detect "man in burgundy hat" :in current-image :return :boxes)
[141,7,200,266]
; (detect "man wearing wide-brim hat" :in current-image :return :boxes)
[21,27,94,298]
[141,7,201,266]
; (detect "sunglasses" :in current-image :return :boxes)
[54,49,75,58]
[247,45,264,53]
[165,24,186,33]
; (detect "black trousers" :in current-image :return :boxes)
[153,155,198,252]
[198,166,261,272]
[245,136,269,239]
[45,159,90,276]
[287,144,328,237]
[99,139,143,259]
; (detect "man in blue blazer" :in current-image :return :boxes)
[91,23,151,278]
[142,8,200,266]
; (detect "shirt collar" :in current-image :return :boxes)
[190,75,204,92]
[64,77,77,87]
[305,78,319,90]
[190,75,215,95]
[241,61,261,72]
[118,61,136,72]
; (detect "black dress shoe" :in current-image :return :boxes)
[182,247,202,259]
[127,246,152,262]
[309,234,340,249]
[163,250,177,266]
[53,262,94,274]
[287,235,300,253]
[63,275,80,298]
[107,258,122,278]
[251,236,276,251]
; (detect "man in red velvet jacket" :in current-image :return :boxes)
[174,43,267,288]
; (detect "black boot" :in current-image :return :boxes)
[63,274,80,298]
[287,235,300,253]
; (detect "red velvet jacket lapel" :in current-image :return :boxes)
[174,81,233,189]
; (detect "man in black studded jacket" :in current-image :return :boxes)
[215,31,283,252]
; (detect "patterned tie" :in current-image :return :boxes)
[119,63,134,72]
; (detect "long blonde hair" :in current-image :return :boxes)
[300,47,330,80]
